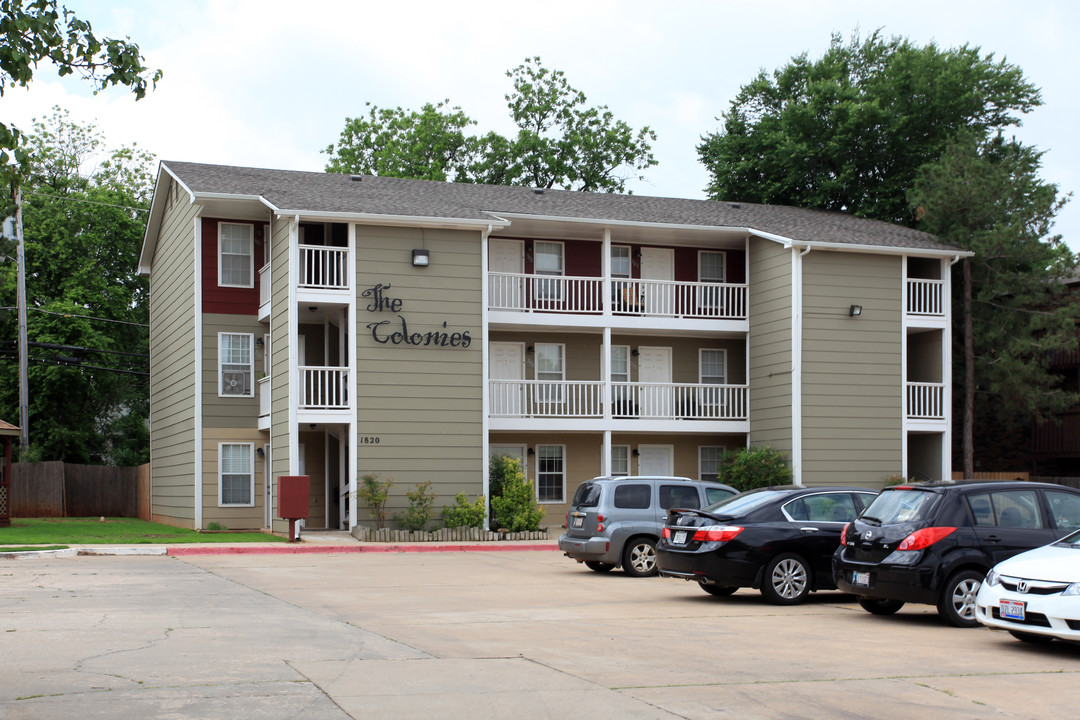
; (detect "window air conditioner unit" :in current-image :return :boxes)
[222,371,249,396]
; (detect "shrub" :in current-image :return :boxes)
[490,458,545,532]
[718,446,793,492]
[356,473,393,529]
[396,481,437,531]
[442,492,487,528]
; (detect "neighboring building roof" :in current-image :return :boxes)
[0,419,20,437]
[141,160,968,272]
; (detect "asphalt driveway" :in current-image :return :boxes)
[2,548,1078,719]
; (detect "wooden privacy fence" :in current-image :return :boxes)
[10,462,150,519]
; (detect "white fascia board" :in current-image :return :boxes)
[781,238,974,259]
[138,163,197,275]
[272,209,510,231]
[489,211,750,236]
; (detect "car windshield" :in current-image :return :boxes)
[859,488,938,524]
[1055,528,1080,547]
[703,489,787,516]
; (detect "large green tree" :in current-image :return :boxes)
[324,57,656,193]
[910,132,1077,475]
[698,31,1041,226]
[0,108,152,464]
[0,0,161,189]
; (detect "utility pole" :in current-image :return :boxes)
[14,187,29,448]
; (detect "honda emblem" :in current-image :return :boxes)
[1017,580,1029,594]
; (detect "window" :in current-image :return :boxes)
[660,484,701,510]
[611,246,631,278]
[699,251,726,283]
[611,445,630,476]
[611,346,631,416]
[1047,490,1080,532]
[784,493,859,523]
[614,483,650,509]
[968,490,1044,529]
[219,442,254,506]
[534,241,564,300]
[537,445,565,503]
[535,343,564,403]
[699,446,725,482]
[219,222,254,287]
[698,350,727,411]
[219,333,254,397]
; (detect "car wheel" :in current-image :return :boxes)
[760,553,811,605]
[1008,630,1054,644]
[699,579,738,597]
[622,538,658,577]
[584,561,615,573]
[857,597,905,616]
[937,569,983,628]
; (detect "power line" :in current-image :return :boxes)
[0,306,149,328]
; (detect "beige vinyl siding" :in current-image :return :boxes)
[801,250,902,487]
[269,216,292,534]
[202,428,266,529]
[354,225,484,524]
[747,237,793,453]
[202,314,264,427]
[148,190,200,527]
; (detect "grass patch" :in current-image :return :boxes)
[0,545,69,553]
[0,518,286,545]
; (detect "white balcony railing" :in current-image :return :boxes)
[907,382,945,420]
[907,278,944,316]
[258,376,270,418]
[259,264,270,307]
[300,366,350,410]
[489,380,748,420]
[487,272,747,320]
[299,244,349,290]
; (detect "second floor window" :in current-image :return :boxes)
[219,333,254,397]
[534,241,564,300]
[219,222,254,288]
[535,343,564,403]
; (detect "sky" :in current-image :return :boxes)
[6,0,1080,251]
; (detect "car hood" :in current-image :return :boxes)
[995,543,1080,583]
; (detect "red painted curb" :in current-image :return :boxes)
[167,543,559,556]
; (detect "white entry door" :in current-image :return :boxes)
[490,342,525,415]
[489,240,524,310]
[638,346,672,418]
[640,247,674,315]
[638,445,673,476]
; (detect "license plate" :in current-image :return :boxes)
[853,571,870,587]
[572,515,584,529]
[673,530,687,545]
[1000,599,1026,621]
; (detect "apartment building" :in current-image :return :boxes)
[138,162,966,532]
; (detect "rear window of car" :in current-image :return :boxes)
[704,488,786,515]
[571,482,602,508]
[614,484,651,509]
[705,486,737,505]
[860,488,938,524]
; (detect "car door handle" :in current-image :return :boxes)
[986,535,1004,543]
[800,527,820,533]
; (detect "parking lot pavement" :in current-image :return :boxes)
[3,550,1079,719]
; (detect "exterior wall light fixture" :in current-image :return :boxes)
[412,249,430,267]
[849,304,863,317]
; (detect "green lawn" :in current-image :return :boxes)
[0,518,287,545]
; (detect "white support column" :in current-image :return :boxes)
[347,222,358,530]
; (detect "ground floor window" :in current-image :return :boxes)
[611,445,630,476]
[699,446,725,483]
[219,442,254,506]
[537,445,565,503]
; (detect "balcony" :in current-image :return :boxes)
[907,278,945,317]
[258,376,270,430]
[907,382,945,420]
[299,245,349,291]
[300,366,349,410]
[489,380,748,421]
[488,273,747,320]
[258,264,270,321]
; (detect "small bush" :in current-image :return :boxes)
[356,473,393,529]
[206,522,227,531]
[442,492,487,528]
[490,458,545,532]
[396,481,437,531]
[718,446,793,492]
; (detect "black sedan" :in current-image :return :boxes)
[657,485,878,604]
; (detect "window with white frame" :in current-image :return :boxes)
[699,446,726,483]
[219,333,254,397]
[219,442,254,506]
[611,246,631,278]
[699,349,727,411]
[535,343,564,403]
[537,445,565,502]
[534,241,564,300]
[219,222,254,287]
[611,345,631,415]
[698,250,726,311]
[611,445,630,476]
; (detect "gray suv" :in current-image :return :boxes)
[558,476,738,577]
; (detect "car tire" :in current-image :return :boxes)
[622,537,658,578]
[760,553,811,605]
[584,561,615,573]
[1008,630,1054,644]
[699,580,738,597]
[937,569,983,628]
[857,597,905,616]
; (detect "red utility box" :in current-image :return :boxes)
[278,475,310,541]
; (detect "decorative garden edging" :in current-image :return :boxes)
[350,526,551,543]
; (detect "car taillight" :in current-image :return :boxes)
[896,526,956,551]
[596,513,605,532]
[693,525,743,543]
[840,522,851,546]
[662,528,671,539]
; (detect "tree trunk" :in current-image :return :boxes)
[963,258,974,478]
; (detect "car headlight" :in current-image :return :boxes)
[1063,583,1080,597]
[984,568,1001,587]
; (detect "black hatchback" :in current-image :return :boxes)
[656,486,878,604]
[833,480,1080,627]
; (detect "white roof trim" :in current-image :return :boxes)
[271,209,511,230]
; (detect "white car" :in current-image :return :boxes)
[975,529,1080,644]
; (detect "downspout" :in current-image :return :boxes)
[791,245,811,486]
[481,223,493,529]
